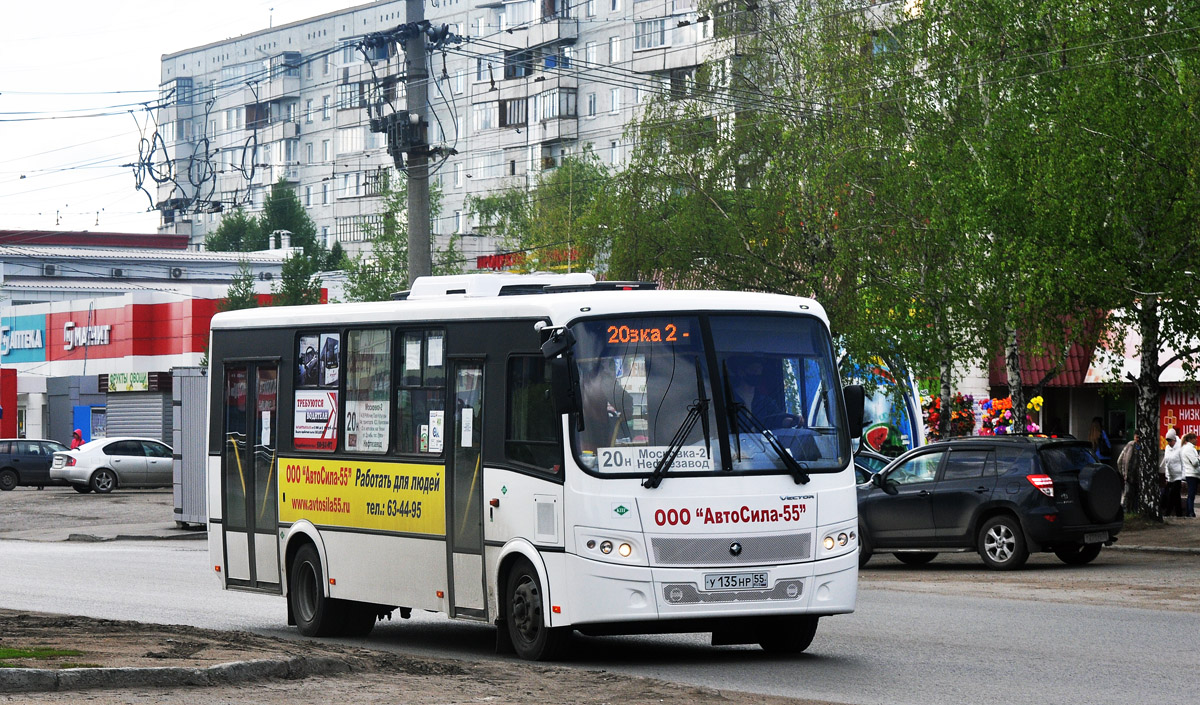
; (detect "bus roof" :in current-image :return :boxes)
[210,276,829,331]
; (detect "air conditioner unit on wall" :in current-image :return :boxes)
[170,267,185,279]
[43,264,58,276]
[111,268,127,278]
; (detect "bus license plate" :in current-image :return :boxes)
[1083,531,1108,544]
[703,572,768,591]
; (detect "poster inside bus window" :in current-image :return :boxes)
[297,333,339,388]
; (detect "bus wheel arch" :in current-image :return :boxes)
[282,524,329,626]
[503,556,568,661]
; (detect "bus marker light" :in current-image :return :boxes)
[329,578,336,585]
[214,565,221,573]
[437,590,445,598]
[552,606,561,614]
[586,540,596,549]
[489,498,500,507]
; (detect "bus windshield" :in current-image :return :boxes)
[570,314,849,477]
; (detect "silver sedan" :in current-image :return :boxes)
[50,437,174,494]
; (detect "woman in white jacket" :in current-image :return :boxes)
[1161,429,1184,517]
[1180,432,1200,519]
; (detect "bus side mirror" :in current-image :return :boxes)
[843,384,865,438]
[541,327,581,417]
[547,357,582,417]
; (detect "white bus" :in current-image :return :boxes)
[206,273,865,660]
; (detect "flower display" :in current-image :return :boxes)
[980,396,1040,435]
[922,393,975,442]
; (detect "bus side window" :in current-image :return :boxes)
[506,355,562,473]
[397,329,448,454]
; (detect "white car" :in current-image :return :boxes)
[50,437,174,494]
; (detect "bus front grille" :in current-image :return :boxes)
[650,533,812,566]
[661,579,804,604]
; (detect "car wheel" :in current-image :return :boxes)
[72,485,92,494]
[89,469,116,494]
[0,469,17,492]
[978,515,1029,570]
[505,558,568,661]
[290,544,343,637]
[1054,543,1103,566]
[893,552,938,566]
[858,523,873,568]
[758,615,819,654]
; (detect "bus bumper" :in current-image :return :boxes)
[552,550,857,628]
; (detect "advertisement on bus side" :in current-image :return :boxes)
[278,457,446,535]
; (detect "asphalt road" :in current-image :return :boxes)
[2,487,1197,705]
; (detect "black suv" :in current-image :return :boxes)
[857,436,1123,570]
[0,439,70,491]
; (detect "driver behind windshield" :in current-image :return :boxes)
[729,357,787,425]
[578,361,634,452]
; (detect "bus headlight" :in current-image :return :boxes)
[575,528,647,566]
[600,540,613,554]
[820,524,857,559]
[618,542,632,557]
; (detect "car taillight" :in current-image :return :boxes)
[1027,474,1054,497]
[64,457,76,466]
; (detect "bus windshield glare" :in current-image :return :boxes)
[571,314,849,476]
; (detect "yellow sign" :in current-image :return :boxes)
[108,371,149,392]
[278,457,446,535]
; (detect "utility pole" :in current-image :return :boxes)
[404,0,432,285]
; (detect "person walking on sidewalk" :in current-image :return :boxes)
[1117,433,1141,509]
[1090,417,1114,466]
[1161,428,1185,517]
[1180,432,1200,518]
[69,429,84,450]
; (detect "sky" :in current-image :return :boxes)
[0,1,362,235]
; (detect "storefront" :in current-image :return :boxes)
[0,292,218,444]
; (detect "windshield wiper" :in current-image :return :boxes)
[644,364,711,490]
[732,406,811,485]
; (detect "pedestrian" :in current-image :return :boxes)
[69,429,84,450]
[1116,432,1140,509]
[1161,428,1185,517]
[1180,432,1200,519]
[1090,417,1113,466]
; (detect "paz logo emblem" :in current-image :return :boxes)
[729,542,743,557]
[613,504,630,517]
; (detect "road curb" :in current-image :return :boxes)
[1108,544,1200,555]
[0,656,353,693]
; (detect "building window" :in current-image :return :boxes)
[586,92,597,117]
[472,102,497,132]
[454,69,465,94]
[454,210,464,234]
[500,97,528,127]
[323,54,331,75]
[321,183,328,205]
[635,19,666,49]
[608,36,621,63]
[610,140,619,164]
[610,87,621,113]
[611,0,620,11]
[322,95,330,120]
[337,127,364,155]
[306,142,314,164]
[586,0,596,15]
[305,186,312,206]
[454,162,464,188]
[586,42,597,66]
[322,139,331,163]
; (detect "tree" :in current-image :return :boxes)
[272,252,324,307]
[259,177,321,259]
[342,171,460,302]
[205,207,264,252]
[472,154,611,273]
[220,261,259,312]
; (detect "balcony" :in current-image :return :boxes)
[531,115,577,143]
[261,120,300,143]
[528,17,578,47]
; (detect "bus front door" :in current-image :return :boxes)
[220,362,281,593]
[447,359,486,619]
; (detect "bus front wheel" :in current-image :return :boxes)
[290,544,342,637]
[505,559,567,661]
[758,615,819,654]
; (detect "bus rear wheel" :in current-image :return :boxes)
[758,615,819,654]
[290,544,342,637]
[505,558,567,661]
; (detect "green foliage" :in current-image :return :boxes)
[205,207,263,252]
[471,153,611,273]
[342,171,460,302]
[220,261,259,312]
[260,177,320,259]
[272,252,324,307]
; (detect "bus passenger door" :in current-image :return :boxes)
[220,362,282,593]
[447,359,486,619]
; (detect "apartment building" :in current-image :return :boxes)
[155,0,714,263]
